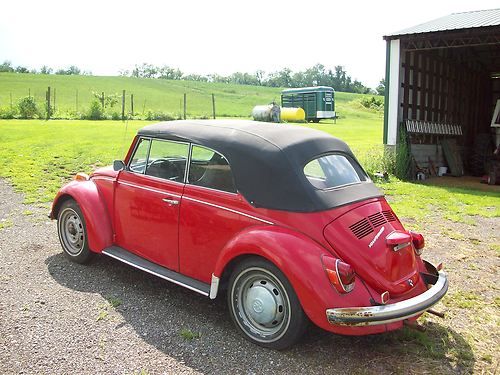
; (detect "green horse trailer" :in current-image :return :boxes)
[281,86,335,122]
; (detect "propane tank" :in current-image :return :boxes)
[252,104,280,122]
[280,107,305,122]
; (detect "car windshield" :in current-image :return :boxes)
[304,154,367,189]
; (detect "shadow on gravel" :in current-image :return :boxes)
[45,253,474,374]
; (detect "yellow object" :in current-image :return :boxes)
[280,107,305,122]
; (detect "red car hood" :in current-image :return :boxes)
[323,198,422,297]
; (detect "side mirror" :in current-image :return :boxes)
[113,160,126,171]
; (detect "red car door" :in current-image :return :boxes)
[114,137,189,271]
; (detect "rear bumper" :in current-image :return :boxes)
[326,267,448,326]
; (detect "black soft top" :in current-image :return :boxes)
[138,120,382,212]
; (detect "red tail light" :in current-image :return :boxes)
[410,231,425,255]
[322,255,355,293]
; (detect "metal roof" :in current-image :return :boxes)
[385,8,500,38]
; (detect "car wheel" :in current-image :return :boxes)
[57,199,94,264]
[227,257,308,350]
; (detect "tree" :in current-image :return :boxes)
[0,61,14,72]
[376,78,385,96]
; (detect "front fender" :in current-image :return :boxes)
[213,225,374,332]
[51,180,113,253]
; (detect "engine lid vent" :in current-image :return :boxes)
[349,218,374,239]
[349,210,397,239]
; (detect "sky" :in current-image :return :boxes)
[1,0,499,89]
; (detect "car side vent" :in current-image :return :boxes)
[382,210,396,222]
[368,212,386,228]
[349,218,374,239]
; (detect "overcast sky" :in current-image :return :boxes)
[1,0,498,88]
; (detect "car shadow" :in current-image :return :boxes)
[45,253,474,374]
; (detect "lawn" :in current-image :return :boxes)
[0,72,374,118]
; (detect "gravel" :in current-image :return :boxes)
[0,178,496,374]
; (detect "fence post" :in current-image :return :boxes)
[53,88,56,112]
[101,91,105,109]
[76,89,79,112]
[10,92,12,109]
[46,86,51,120]
[130,94,134,116]
[28,88,31,99]
[121,90,126,120]
[183,93,186,120]
[212,93,216,119]
[142,99,146,115]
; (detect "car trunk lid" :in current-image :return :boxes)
[323,198,419,296]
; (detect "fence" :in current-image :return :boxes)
[0,87,221,120]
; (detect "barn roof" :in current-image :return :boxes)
[385,8,500,38]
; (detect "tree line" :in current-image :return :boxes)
[0,61,91,76]
[0,60,385,95]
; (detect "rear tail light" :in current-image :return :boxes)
[322,255,355,293]
[410,231,425,255]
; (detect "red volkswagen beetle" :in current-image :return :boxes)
[50,120,448,349]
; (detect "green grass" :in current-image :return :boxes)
[0,72,376,118]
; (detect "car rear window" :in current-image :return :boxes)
[304,154,367,189]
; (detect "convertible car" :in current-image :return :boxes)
[50,120,448,349]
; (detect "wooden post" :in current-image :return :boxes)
[101,91,105,109]
[142,99,146,115]
[46,86,51,119]
[130,94,134,115]
[28,88,31,99]
[9,92,12,109]
[212,93,216,119]
[53,88,56,112]
[121,90,125,120]
[183,93,186,120]
[76,89,79,112]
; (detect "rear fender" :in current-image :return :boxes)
[51,180,113,253]
[213,225,373,331]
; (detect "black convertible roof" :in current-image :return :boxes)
[138,120,381,212]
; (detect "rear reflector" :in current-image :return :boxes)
[322,255,355,294]
[75,172,89,181]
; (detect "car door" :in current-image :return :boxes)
[179,144,260,284]
[114,137,189,271]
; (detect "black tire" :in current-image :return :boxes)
[57,199,95,264]
[227,257,308,350]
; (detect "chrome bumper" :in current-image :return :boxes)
[326,269,448,326]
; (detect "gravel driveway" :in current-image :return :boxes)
[0,179,492,374]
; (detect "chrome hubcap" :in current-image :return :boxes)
[59,208,85,256]
[232,268,290,342]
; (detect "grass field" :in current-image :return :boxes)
[0,72,376,118]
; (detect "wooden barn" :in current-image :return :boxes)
[383,9,500,181]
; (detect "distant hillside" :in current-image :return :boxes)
[0,73,378,118]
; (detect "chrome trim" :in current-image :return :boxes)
[326,269,448,326]
[91,176,116,182]
[183,196,274,225]
[102,249,209,297]
[210,274,220,299]
[162,198,179,205]
[118,180,182,198]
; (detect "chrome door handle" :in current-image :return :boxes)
[162,198,179,205]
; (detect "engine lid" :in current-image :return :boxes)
[323,198,420,296]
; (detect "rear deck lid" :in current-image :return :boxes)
[323,198,419,296]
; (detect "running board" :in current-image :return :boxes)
[102,246,210,297]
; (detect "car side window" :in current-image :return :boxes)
[129,138,151,174]
[188,145,236,193]
[144,139,189,182]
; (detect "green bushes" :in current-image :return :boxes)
[18,96,41,118]
[85,100,105,120]
[360,96,384,111]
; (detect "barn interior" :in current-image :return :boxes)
[384,10,500,184]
